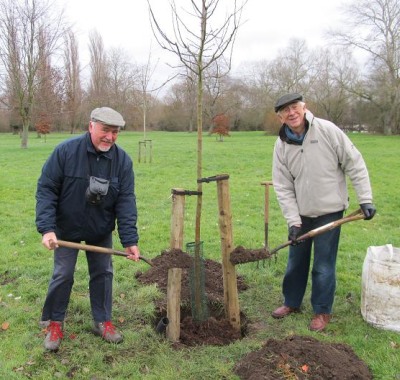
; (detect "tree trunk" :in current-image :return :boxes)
[21,123,29,149]
[193,66,204,320]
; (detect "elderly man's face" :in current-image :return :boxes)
[89,121,120,152]
[278,101,306,134]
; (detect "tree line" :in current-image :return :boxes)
[0,0,399,148]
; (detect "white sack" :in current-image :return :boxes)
[361,244,400,332]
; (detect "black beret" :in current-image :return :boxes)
[274,93,303,113]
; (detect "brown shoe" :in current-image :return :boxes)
[271,305,300,319]
[309,314,331,331]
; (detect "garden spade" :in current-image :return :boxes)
[230,209,366,265]
[269,209,366,255]
[56,240,153,266]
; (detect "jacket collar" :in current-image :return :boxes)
[278,111,313,145]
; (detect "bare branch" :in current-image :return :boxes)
[147,0,247,76]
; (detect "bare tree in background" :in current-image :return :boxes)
[182,72,197,133]
[63,30,82,134]
[269,39,311,96]
[236,60,278,131]
[136,50,159,139]
[34,28,64,133]
[166,67,197,132]
[203,60,230,131]
[88,30,109,107]
[148,0,246,321]
[307,47,359,125]
[136,46,179,137]
[0,0,67,148]
[330,0,400,134]
[107,47,138,121]
[159,77,196,131]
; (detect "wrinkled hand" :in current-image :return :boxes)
[288,225,302,245]
[360,203,376,220]
[125,245,140,261]
[42,232,58,250]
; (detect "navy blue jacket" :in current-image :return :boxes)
[35,133,139,246]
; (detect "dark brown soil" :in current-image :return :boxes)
[234,335,372,379]
[135,248,372,379]
[135,248,247,347]
[178,316,242,347]
[135,248,248,307]
[230,245,272,265]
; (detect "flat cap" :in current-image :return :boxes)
[274,93,303,113]
[90,107,125,127]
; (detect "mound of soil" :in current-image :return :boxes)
[234,335,372,379]
[135,248,247,346]
[135,248,248,308]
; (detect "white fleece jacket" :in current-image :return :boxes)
[272,111,373,227]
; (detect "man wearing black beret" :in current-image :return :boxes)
[271,93,376,331]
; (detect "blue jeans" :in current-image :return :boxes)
[282,211,343,314]
[41,234,114,323]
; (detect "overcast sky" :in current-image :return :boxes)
[61,0,346,85]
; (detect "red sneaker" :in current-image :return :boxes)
[44,321,63,351]
[93,321,123,343]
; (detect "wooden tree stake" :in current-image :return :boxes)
[170,188,186,250]
[216,175,241,330]
[166,268,182,342]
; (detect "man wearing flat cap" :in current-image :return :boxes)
[271,93,376,331]
[36,107,140,350]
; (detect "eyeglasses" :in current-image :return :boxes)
[279,103,302,116]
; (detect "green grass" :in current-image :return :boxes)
[0,131,399,379]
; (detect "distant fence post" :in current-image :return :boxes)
[138,139,152,163]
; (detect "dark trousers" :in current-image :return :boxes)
[41,234,114,323]
[282,210,343,315]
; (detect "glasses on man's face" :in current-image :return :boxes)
[280,103,302,116]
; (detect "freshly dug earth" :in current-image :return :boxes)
[234,335,373,379]
[230,245,272,265]
[135,249,372,378]
[135,248,249,308]
[135,248,248,346]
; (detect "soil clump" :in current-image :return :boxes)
[230,245,272,265]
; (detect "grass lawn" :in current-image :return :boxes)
[0,130,399,379]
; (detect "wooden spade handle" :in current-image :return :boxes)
[57,240,153,266]
[270,209,365,255]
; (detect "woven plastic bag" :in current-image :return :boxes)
[361,244,400,332]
